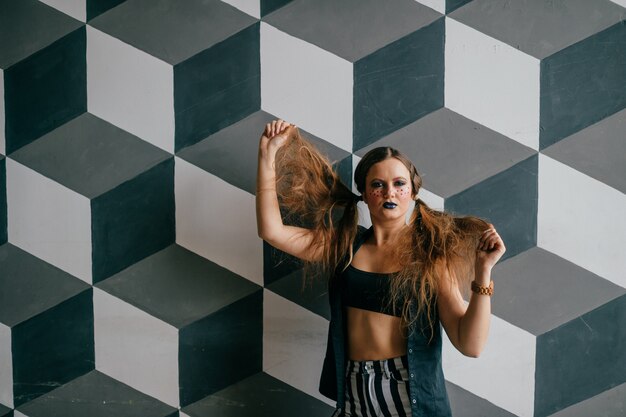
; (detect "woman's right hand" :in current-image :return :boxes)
[259,119,295,160]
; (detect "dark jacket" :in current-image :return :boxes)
[319,225,452,417]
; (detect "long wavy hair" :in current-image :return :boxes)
[273,125,490,340]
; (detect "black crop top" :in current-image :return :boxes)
[339,264,402,317]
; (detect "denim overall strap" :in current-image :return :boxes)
[321,225,373,411]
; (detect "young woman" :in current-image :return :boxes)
[256,119,506,417]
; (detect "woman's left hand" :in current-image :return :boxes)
[475,224,506,272]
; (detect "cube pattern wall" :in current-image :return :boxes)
[1,1,625,416]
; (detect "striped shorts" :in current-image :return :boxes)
[341,355,413,417]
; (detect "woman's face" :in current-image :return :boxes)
[362,158,414,224]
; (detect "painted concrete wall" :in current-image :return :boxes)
[1,1,625,416]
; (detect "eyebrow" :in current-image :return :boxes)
[371,177,408,182]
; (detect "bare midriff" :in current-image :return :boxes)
[346,306,407,361]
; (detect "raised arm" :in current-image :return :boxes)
[437,225,505,357]
[256,119,324,262]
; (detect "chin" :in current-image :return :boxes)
[373,212,407,222]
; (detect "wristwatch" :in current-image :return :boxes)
[471,280,494,296]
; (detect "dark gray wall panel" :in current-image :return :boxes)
[449,0,624,59]
[9,113,171,199]
[0,0,83,69]
[89,0,257,65]
[354,108,536,198]
[176,110,349,194]
[179,290,263,406]
[91,158,175,283]
[12,289,94,407]
[491,247,626,336]
[445,154,538,261]
[548,382,626,417]
[15,370,178,417]
[86,0,126,21]
[263,241,303,286]
[183,372,334,417]
[446,0,473,14]
[174,23,260,152]
[0,244,90,327]
[0,157,5,244]
[542,108,626,194]
[96,244,261,329]
[4,27,86,154]
[535,294,626,417]
[540,22,626,149]
[446,380,517,417]
[266,268,330,320]
[353,18,445,151]
[263,0,441,62]
[261,0,294,17]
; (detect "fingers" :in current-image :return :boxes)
[266,119,293,137]
[261,119,296,154]
[478,225,502,251]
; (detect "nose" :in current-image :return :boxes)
[383,185,396,198]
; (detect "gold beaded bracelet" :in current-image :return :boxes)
[471,280,494,296]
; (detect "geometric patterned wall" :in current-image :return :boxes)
[1,1,625,416]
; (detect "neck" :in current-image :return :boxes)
[370,219,407,247]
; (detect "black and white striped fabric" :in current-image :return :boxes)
[342,355,412,417]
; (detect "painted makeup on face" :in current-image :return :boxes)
[364,158,414,217]
[368,179,410,201]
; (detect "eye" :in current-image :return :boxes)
[395,181,406,187]
[371,181,383,188]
